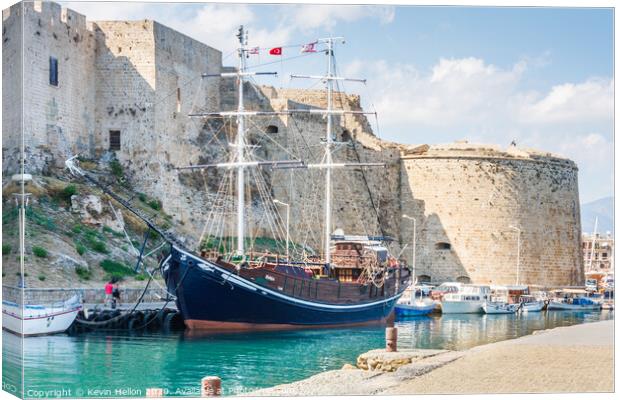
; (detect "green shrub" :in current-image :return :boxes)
[2,244,11,255]
[15,272,29,277]
[90,240,107,254]
[110,159,124,178]
[32,246,48,258]
[72,224,83,234]
[76,243,86,256]
[147,199,161,211]
[61,184,77,201]
[75,266,91,280]
[134,274,146,281]
[38,274,46,281]
[100,259,135,279]
[138,193,147,202]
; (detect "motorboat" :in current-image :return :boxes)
[395,286,436,317]
[518,295,545,312]
[2,293,82,336]
[441,285,490,314]
[547,289,602,311]
[483,302,519,314]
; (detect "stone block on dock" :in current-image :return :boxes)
[357,349,449,372]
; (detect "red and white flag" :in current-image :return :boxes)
[269,47,282,56]
[301,41,317,53]
[248,47,260,55]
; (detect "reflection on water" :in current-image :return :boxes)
[2,310,613,397]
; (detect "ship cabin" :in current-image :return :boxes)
[329,237,395,283]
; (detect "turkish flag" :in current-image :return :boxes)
[269,47,282,56]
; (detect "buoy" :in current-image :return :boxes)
[201,376,221,397]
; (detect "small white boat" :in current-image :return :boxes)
[395,286,436,317]
[547,289,602,311]
[518,295,545,312]
[547,298,601,311]
[483,302,519,314]
[441,285,490,314]
[2,294,82,336]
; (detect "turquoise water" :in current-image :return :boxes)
[3,310,613,398]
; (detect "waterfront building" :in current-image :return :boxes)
[582,233,614,272]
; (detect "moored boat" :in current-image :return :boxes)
[395,286,436,317]
[441,285,490,314]
[2,294,82,336]
[547,289,602,311]
[161,29,411,330]
[483,302,519,314]
[518,295,545,312]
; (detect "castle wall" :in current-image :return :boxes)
[3,1,96,173]
[2,2,24,172]
[400,144,583,286]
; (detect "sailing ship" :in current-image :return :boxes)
[161,28,411,330]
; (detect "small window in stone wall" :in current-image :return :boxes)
[435,242,451,250]
[418,275,432,283]
[176,88,181,113]
[456,276,471,284]
[266,125,278,134]
[49,56,58,86]
[109,130,121,151]
[342,129,352,142]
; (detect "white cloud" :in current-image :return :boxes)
[518,78,613,124]
[348,56,613,202]
[287,5,395,31]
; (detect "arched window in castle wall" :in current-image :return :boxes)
[341,129,352,142]
[456,276,471,284]
[266,125,278,134]
[418,274,432,283]
[435,242,451,250]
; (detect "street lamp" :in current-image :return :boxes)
[509,225,521,285]
[402,214,417,282]
[273,199,290,260]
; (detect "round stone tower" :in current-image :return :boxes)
[400,141,583,287]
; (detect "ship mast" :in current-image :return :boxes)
[235,27,247,257]
[291,37,383,269]
[323,38,335,266]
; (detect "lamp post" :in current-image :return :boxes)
[402,214,417,282]
[273,199,290,260]
[509,225,521,285]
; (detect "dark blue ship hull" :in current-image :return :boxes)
[163,245,404,330]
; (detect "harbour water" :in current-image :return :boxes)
[2,310,613,398]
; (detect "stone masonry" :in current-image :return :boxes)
[2,1,583,286]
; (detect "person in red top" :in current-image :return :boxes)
[104,280,114,307]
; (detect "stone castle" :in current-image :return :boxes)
[2,1,584,286]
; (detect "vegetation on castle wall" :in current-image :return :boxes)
[32,246,48,258]
[100,259,135,280]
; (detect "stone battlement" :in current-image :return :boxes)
[401,141,577,169]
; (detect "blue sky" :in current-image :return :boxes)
[63,2,614,203]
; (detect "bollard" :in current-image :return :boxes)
[385,327,398,352]
[146,388,164,398]
[201,376,222,397]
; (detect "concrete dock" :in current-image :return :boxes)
[248,320,614,396]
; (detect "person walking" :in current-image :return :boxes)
[104,279,114,308]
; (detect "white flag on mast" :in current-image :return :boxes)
[300,41,317,53]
